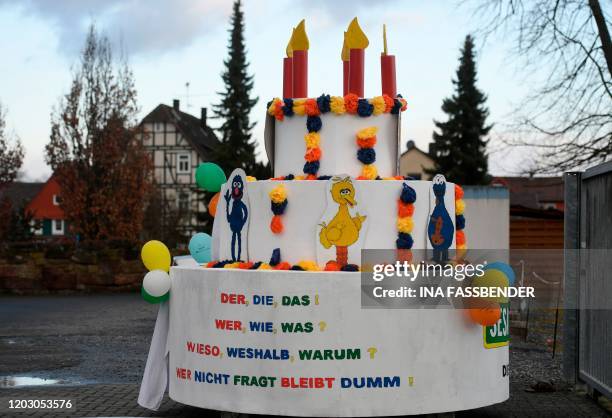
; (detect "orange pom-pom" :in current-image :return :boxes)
[382,94,395,113]
[356,136,377,148]
[206,261,217,268]
[400,98,408,111]
[455,184,464,200]
[397,249,413,263]
[304,147,322,162]
[304,98,320,116]
[274,261,291,270]
[344,93,359,114]
[324,261,341,271]
[270,215,284,234]
[355,176,368,180]
[274,100,284,121]
[398,201,415,218]
[238,261,254,269]
[456,230,466,246]
[306,174,317,180]
[394,175,404,180]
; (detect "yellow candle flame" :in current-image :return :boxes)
[292,19,309,51]
[286,28,295,58]
[341,31,349,61]
[346,17,369,50]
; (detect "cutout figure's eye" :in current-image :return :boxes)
[340,188,350,195]
[233,182,239,187]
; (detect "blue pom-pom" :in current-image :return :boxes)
[213,260,231,268]
[404,175,416,180]
[290,265,305,271]
[400,183,417,203]
[303,161,320,175]
[317,175,332,180]
[282,99,294,116]
[396,232,414,249]
[317,94,331,113]
[357,99,374,117]
[271,199,288,215]
[340,264,359,272]
[250,261,262,270]
[456,214,466,230]
[306,116,322,132]
[357,148,376,165]
[285,174,295,180]
[269,248,281,266]
[391,99,402,114]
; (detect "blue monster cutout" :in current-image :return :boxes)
[224,174,248,261]
[428,174,454,263]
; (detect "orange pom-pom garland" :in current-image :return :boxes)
[269,184,288,235]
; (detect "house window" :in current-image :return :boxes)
[177,153,190,174]
[52,219,64,235]
[52,194,60,205]
[178,192,190,213]
[31,220,43,236]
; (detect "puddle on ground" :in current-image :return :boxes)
[0,376,62,388]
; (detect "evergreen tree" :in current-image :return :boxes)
[427,35,491,185]
[213,0,271,178]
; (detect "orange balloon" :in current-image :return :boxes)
[208,192,220,217]
[465,298,501,326]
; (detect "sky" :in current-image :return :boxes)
[0,0,532,182]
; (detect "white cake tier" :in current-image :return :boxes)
[266,112,400,178]
[212,179,457,265]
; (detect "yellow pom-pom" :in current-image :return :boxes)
[269,184,287,203]
[295,175,306,180]
[246,176,256,182]
[304,132,320,148]
[293,98,306,116]
[267,98,280,116]
[397,217,414,233]
[456,199,465,215]
[361,164,378,180]
[370,96,386,116]
[297,260,320,271]
[330,96,345,114]
[224,262,241,269]
[356,126,378,139]
[258,263,272,270]
[457,243,467,251]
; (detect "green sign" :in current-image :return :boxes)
[483,303,510,349]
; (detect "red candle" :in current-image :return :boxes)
[381,54,396,97]
[293,50,308,98]
[291,20,309,98]
[345,18,369,98]
[349,48,365,97]
[380,25,396,97]
[283,57,293,98]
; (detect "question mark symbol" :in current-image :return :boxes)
[367,347,377,359]
[318,321,327,331]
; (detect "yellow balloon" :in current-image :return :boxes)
[141,240,171,272]
[471,269,510,304]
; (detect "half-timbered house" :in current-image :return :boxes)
[139,99,219,236]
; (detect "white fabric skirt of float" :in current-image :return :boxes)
[165,266,509,416]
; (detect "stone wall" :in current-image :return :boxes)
[0,252,146,294]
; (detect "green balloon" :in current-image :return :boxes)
[195,163,226,192]
[141,286,169,304]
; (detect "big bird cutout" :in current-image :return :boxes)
[317,176,368,268]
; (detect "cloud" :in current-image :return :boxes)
[0,0,232,56]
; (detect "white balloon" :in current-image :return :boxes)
[142,270,171,297]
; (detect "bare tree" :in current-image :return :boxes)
[0,103,24,188]
[469,0,612,173]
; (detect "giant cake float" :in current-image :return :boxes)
[138,18,509,416]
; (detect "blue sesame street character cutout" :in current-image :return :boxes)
[428,174,454,263]
[224,174,248,261]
